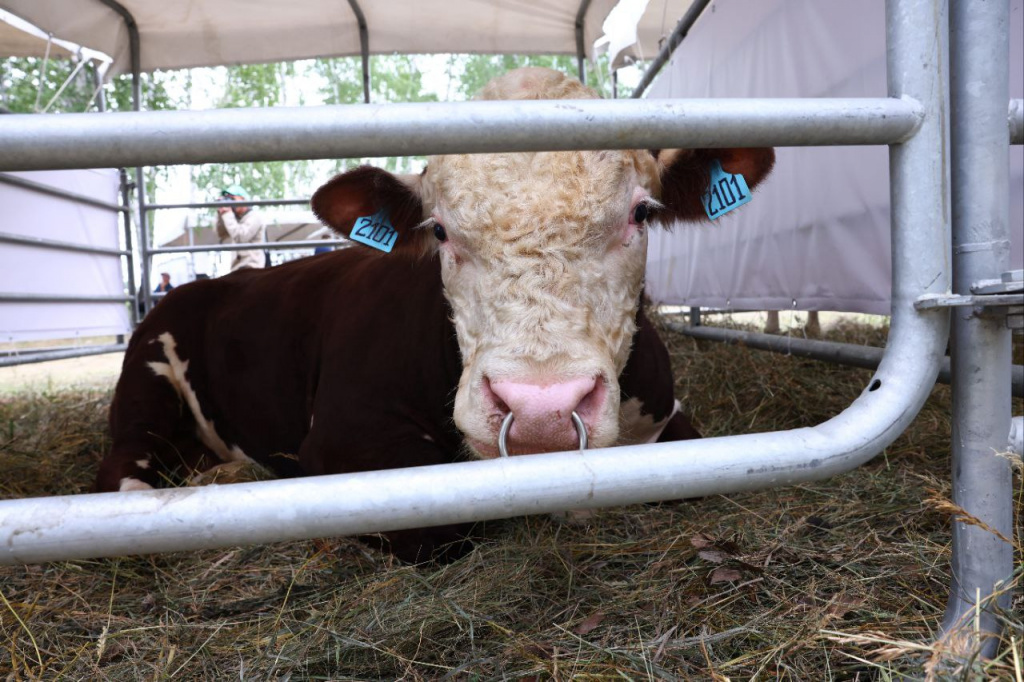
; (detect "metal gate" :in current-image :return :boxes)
[0,0,1019,654]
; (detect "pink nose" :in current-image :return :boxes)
[486,375,605,454]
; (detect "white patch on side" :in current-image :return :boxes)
[618,398,680,445]
[135,459,150,470]
[422,433,435,443]
[119,477,153,492]
[147,332,254,465]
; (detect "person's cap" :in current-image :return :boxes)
[160,272,170,277]
[220,184,247,199]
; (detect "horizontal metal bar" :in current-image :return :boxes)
[0,231,130,257]
[0,293,131,304]
[0,344,127,368]
[146,198,310,211]
[0,172,128,212]
[915,292,1024,309]
[671,323,1024,398]
[0,98,923,172]
[149,239,349,255]
[1011,99,1023,144]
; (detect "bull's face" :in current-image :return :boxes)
[312,68,775,459]
[423,150,659,456]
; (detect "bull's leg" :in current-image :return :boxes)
[96,336,214,492]
[299,432,474,563]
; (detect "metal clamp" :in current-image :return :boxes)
[497,411,589,458]
[915,269,1023,332]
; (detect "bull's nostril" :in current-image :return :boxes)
[481,376,510,415]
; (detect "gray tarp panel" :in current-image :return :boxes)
[0,170,132,342]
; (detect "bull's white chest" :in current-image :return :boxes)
[616,397,680,446]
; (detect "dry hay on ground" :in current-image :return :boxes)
[0,320,1021,680]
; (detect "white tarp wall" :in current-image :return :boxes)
[0,170,132,343]
[644,0,1024,314]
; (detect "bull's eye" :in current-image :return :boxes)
[433,222,447,242]
[632,202,649,224]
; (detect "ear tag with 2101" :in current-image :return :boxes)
[702,160,752,220]
[350,209,398,253]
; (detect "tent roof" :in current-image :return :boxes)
[0,10,74,60]
[0,0,622,75]
[1,1,699,80]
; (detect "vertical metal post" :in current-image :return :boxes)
[885,0,950,386]
[575,0,592,85]
[346,0,371,104]
[943,0,1013,657]
[688,306,701,326]
[89,61,107,112]
[96,0,150,316]
[119,168,139,327]
[631,0,711,99]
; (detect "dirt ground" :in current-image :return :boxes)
[0,352,125,396]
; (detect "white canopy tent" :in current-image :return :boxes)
[0,10,73,60]
[0,0,621,76]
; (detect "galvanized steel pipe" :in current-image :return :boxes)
[670,324,1024,398]
[1010,99,1022,144]
[0,344,127,369]
[942,0,1015,655]
[0,98,923,172]
[632,0,711,99]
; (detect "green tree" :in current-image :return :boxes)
[192,62,312,203]
[312,55,437,175]
[0,56,99,113]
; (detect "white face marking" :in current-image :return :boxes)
[428,151,657,456]
[135,459,151,470]
[148,332,253,465]
[420,70,664,458]
[119,477,153,492]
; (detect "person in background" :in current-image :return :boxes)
[313,233,334,255]
[216,184,266,272]
[154,272,174,293]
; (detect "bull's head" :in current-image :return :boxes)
[313,67,774,458]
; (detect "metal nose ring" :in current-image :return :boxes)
[497,411,589,458]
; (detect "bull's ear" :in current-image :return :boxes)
[654,147,775,223]
[311,166,431,257]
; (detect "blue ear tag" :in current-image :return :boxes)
[349,208,398,253]
[702,160,752,220]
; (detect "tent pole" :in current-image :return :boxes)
[346,0,370,103]
[574,0,592,84]
[95,0,151,316]
[632,0,711,99]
